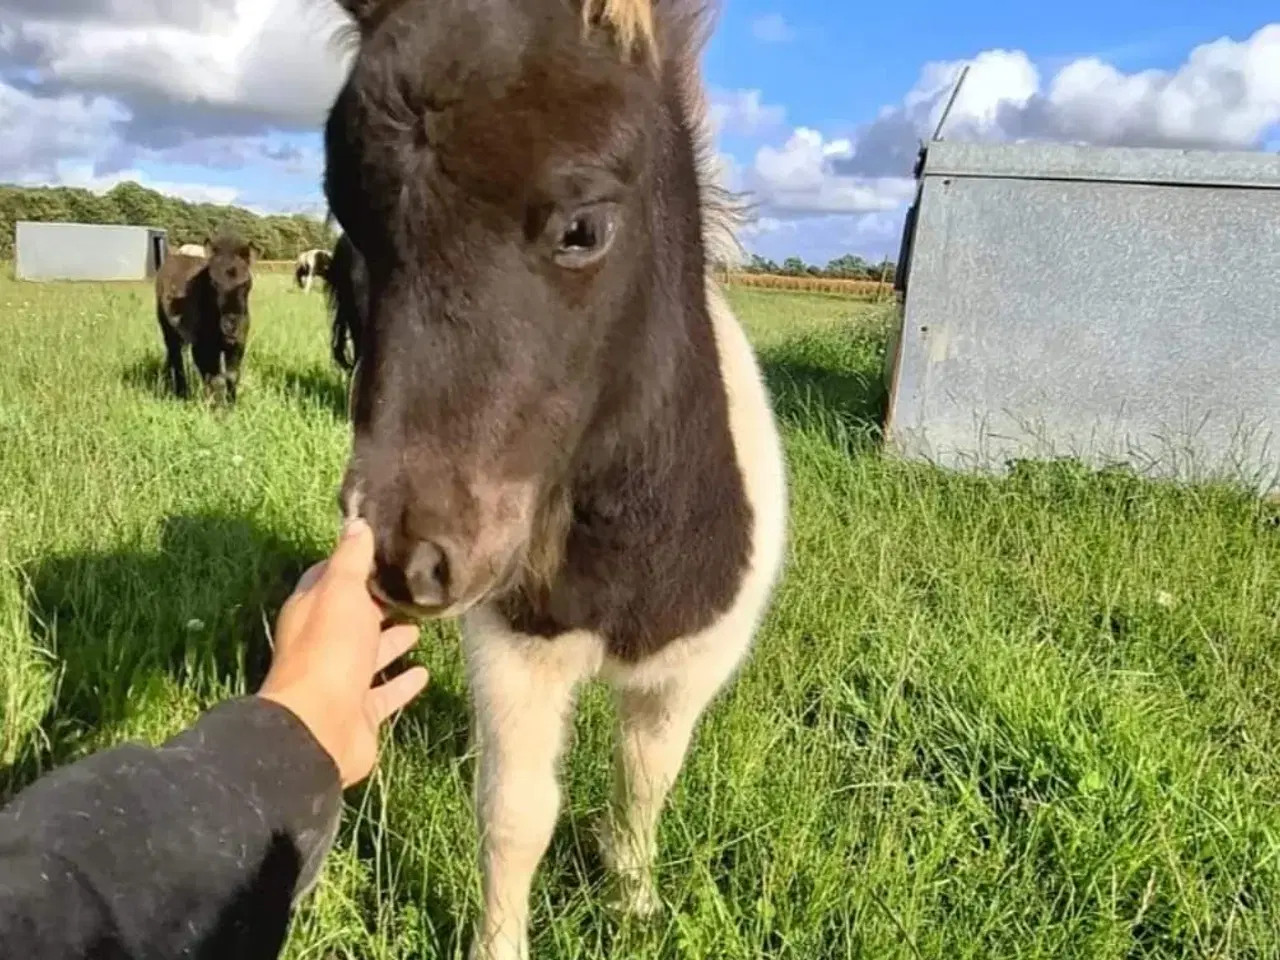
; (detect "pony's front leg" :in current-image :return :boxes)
[597,682,704,919]
[598,624,757,920]
[462,608,599,960]
[222,341,245,405]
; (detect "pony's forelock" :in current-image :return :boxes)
[582,0,657,60]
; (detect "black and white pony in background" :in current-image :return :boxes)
[294,248,333,293]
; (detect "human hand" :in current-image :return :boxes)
[258,517,429,788]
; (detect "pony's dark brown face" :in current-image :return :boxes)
[324,0,664,617]
[205,236,254,296]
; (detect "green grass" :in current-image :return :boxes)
[3,273,1280,958]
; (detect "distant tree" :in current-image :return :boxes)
[62,187,123,225]
[107,181,167,227]
[872,257,898,283]
[780,256,806,276]
[824,253,871,279]
[743,253,778,274]
[0,180,336,260]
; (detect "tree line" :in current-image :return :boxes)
[740,252,898,282]
[0,181,336,262]
[0,180,898,278]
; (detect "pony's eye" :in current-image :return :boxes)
[560,217,597,251]
[553,206,617,268]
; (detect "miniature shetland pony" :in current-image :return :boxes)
[322,1,788,955]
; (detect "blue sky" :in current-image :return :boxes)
[707,0,1275,121]
[699,0,1280,263]
[2,0,1279,265]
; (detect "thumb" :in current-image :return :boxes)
[327,516,376,582]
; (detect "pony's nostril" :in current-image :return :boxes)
[371,555,413,607]
[404,539,451,607]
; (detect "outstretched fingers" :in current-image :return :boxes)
[375,624,422,673]
[368,666,430,724]
[368,624,427,724]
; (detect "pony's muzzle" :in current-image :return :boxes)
[369,534,463,616]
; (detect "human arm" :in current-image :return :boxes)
[0,518,428,959]
[0,697,342,960]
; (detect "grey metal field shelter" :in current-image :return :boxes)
[885,140,1280,494]
[14,221,168,281]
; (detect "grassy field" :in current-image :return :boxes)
[3,272,1280,958]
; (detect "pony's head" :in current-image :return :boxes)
[204,233,255,298]
[325,0,736,617]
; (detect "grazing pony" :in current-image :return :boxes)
[154,234,256,404]
[324,232,368,373]
[323,0,788,956]
[294,247,333,292]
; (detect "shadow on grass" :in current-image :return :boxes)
[402,678,472,765]
[761,355,888,435]
[122,350,350,420]
[263,365,350,421]
[8,509,487,952]
[344,817,474,957]
[340,772,614,958]
[12,511,475,759]
[121,353,172,400]
[18,513,319,777]
[121,353,230,408]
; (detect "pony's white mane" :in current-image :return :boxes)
[684,80,751,272]
[656,1,752,271]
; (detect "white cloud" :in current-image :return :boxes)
[744,127,916,216]
[0,71,320,208]
[1042,36,1280,147]
[153,135,323,175]
[7,0,352,132]
[834,23,1280,178]
[0,79,127,180]
[738,216,786,238]
[47,161,241,204]
[751,13,794,44]
[733,22,1280,262]
[709,88,786,136]
[0,0,233,30]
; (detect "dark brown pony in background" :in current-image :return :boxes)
[324,232,368,373]
[154,234,256,404]
[321,0,788,956]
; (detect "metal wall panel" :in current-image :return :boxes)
[15,222,167,281]
[886,141,1280,493]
